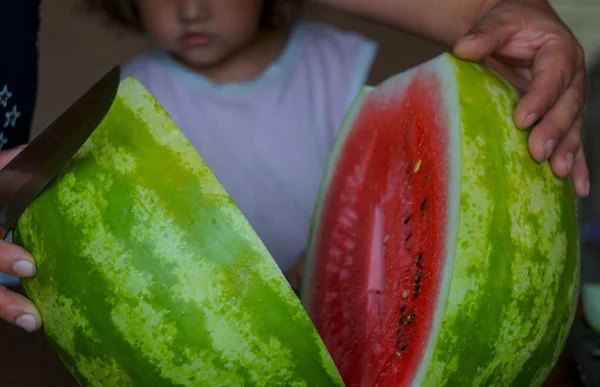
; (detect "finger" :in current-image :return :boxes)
[0,145,24,168]
[514,41,582,129]
[570,146,590,197]
[452,20,516,61]
[547,116,583,178]
[527,83,583,163]
[0,239,36,278]
[0,286,41,332]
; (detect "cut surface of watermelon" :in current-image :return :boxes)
[302,53,580,387]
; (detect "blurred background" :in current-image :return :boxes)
[1,0,599,385]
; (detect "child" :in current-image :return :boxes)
[0,0,590,332]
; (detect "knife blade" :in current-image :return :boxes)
[0,66,121,239]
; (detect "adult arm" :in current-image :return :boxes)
[315,0,491,46]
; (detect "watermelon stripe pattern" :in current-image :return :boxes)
[420,55,580,386]
[14,77,343,386]
[301,53,579,387]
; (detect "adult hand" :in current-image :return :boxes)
[0,148,41,332]
[453,0,589,197]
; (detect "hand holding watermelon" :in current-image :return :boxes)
[451,0,588,197]
[0,147,41,332]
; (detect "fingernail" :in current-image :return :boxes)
[524,113,538,128]
[13,260,35,277]
[565,153,574,172]
[581,179,590,197]
[459,34,477,42]
[15,314,39,332]
[544,139,556,160]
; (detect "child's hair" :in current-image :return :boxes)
[84,0,305,33]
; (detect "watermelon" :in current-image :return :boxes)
[301,53,580,386]
[12,77,343,386]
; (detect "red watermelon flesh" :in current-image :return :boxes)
[303,67,450,386]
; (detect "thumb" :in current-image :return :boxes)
[0,145,25,169]
[453,19,515,62]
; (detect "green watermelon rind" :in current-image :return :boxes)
[425,54,579,386]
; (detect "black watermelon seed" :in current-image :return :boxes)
[413,285,421,297]
[414,270,422,283]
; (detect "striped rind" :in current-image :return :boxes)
[14,76,343,386]
[420,54,580,386]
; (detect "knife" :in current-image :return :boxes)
[0,66,121,240]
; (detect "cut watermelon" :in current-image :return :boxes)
[301,53,580,386]
[13,77,343,386]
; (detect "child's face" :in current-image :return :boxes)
[135,0,265,69]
